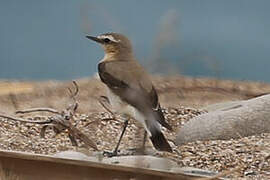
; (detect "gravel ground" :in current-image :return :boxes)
[0,107,269,179]
[0,76,270,179]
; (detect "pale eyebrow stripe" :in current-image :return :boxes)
[97,35,120,42]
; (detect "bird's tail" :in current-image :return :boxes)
[149,129,172,152]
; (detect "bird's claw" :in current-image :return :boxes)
[103,150,119,157]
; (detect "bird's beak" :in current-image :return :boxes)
[86,35,103,43]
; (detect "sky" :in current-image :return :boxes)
[0,0,270,82]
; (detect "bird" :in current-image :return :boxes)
[86,33,172,155]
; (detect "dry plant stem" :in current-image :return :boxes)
[68,81,79,99]
[84,117,115,128]
[3,81,98,151]
[69,126,98,150]
[0,114,52,124]
[67,81,79,109]
[98,96,115,117]
[68,133,78,146]
[97,96,122,124]
[16,108,60,115]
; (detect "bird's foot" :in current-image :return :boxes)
[103,150,119,157]
[126,147,146,155]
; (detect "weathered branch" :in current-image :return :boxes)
[0,114,52,124]
[66,81,79,112]
[16,108,60,115]
[3,80,98,151]
[176,94,270,145]
[68,81,79,99]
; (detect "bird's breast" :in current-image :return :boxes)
[107,88,125,109]
[106,88,141,118]
[106,88,131,114]
[105,88,154,135]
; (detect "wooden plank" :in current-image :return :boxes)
[0,150,206,180]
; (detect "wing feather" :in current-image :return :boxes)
[98,60,172,130]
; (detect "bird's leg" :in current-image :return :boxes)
[142,130,147,152]
[134,130,147,155]
[113,119,129,154]
[103,119,129,157]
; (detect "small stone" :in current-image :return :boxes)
[244,170,256,176]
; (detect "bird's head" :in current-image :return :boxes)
[86,33,133,58]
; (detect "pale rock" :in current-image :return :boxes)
[176,94,270,145]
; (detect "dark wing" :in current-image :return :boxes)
[98,61,172,131]
[149,87,172,131]
[98,61,128,89]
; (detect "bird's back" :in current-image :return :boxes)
[98,59,172,131]
[99,59,152,90]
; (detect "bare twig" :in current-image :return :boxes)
[84,95,120,128]
[69,81,79,99]
[69,126,98,150]
[98,96,114,116]
[68,133,78,146]
[0,81,98,151]
[16,108,60,115]
[10,80,98,151]
[0,114,52,124]
[66,81,79,112]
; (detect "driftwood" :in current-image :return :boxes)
[0,114,52,124]
[16,108,59,115]
[0,81,98,151]
[176,94,270,145]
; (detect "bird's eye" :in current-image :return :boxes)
[104,38,111,43]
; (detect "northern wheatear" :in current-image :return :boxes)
[86,33,172,155]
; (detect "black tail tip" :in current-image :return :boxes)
[150,131,172,153]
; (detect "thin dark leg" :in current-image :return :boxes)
[104,119,129,157]
[113,119,129,154]
[136,130,147,155]
[142,130,147,150]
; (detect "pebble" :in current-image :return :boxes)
[0,107,269,179]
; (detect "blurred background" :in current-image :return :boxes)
[0,0,269,82]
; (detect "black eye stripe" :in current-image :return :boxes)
[104,38,111,43]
